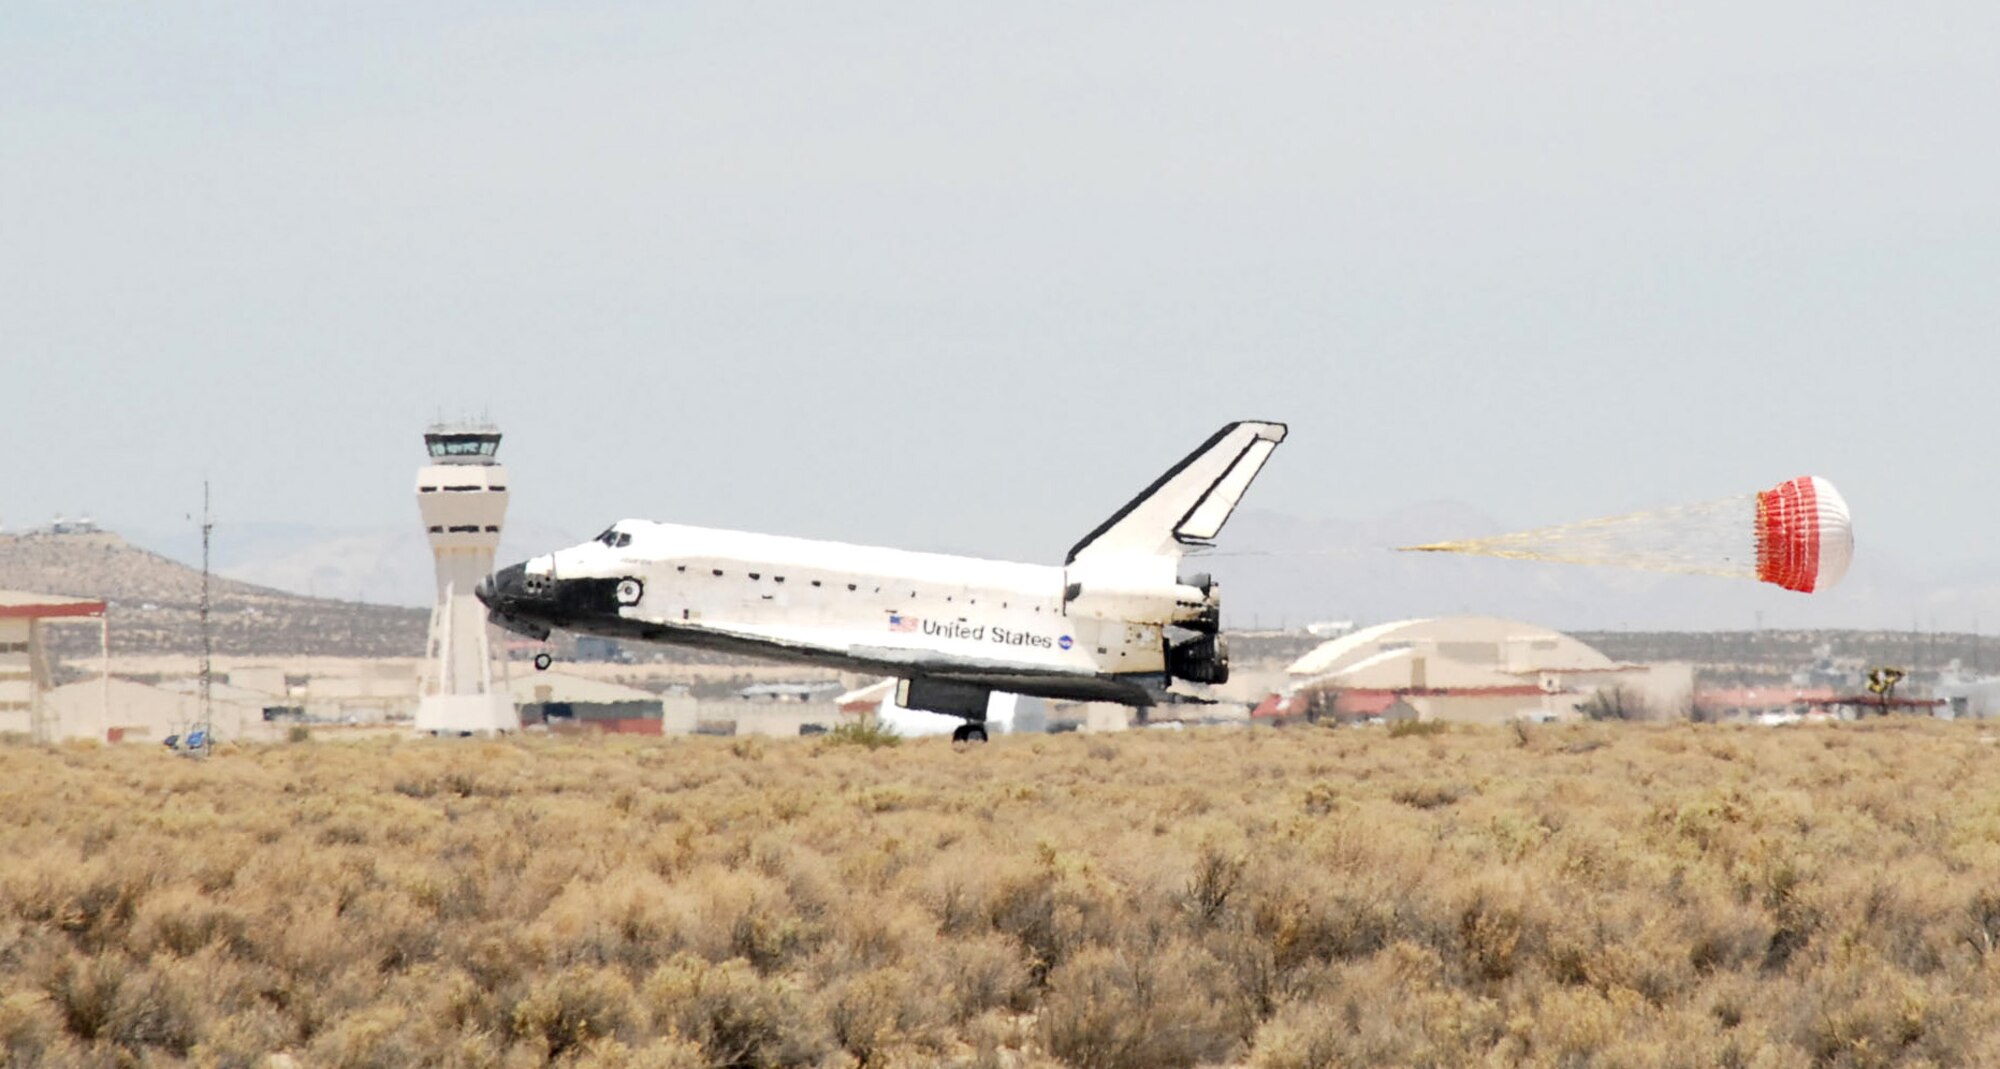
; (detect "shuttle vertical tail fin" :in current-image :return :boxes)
[1066,421,1288,564]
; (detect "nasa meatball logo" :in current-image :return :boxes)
[1058,635,1074,651]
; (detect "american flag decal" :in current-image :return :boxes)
[888,614,920,633]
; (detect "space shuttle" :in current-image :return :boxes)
[477,421,1286,741]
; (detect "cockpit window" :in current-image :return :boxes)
[594,527,633,548]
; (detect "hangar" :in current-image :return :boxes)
[1285,616,1691,725]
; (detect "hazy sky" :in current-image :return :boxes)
[5,5,1997,599]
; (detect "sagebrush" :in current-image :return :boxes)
[3,720,1999,1067]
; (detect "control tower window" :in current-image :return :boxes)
[425,434,502,458]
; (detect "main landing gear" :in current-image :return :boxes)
[951,723,989,744]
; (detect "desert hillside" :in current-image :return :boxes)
[2,721,1997,1067]
[0,531,426,659]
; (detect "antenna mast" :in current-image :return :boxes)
[199,480,212,753]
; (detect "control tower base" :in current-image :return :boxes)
[416,694,520,735]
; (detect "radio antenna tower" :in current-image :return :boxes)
[198,480,212,754]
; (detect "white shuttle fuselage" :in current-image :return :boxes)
[479,421,1286,738]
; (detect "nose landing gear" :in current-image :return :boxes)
[950,722,989,744]
[533,652,553,672]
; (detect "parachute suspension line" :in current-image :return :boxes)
[1400,495,1760,579]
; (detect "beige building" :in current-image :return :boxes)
[44,677,269,744]
[301,662,422,723]
[0,590,108,741]
[509,671,685,735]
[1288,616,1693,724]
[700,702,844,738]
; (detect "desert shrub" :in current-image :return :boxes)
[1682,894,1772,977]
[1038,941,1247,1069]
[102,962,201,1057]
[1447,879,1542,984]
[1182,843,1246,928]
[978,851,1126,986]
[1242,870,1398,975]
[349,888,444,973]
[1784,959,1972,1068]
[512,964,641,1062]
[308,1002,427,1069]
[287,725,312,743]
[1385,718,1448,738]
[11,856,155,954]
[1390,781,1470,810]
[130,886,250,958]
[821,965,939,1066]
[0,991,61,1067]
[41,951,123,1043]
[568,1036,710,1069]
[1961,886,2000,959]
[820,722,901,750]
[193,1004,298,1069]
[927,934,1034,1022]
[640,954,828,1069]
[529,868,682,973]
[1248,1000,1348,1069]
[916,847,995,935]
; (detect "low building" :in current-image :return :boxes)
[0,589,108,741]
[701,701,844,737]
[1694,686,1840,721]
[302,663,422,723]
[736,681,843,703]
[43,677,268,744]
[509,671,674,735]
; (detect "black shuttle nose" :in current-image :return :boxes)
[480,561,553,640]
[476,562,525,610]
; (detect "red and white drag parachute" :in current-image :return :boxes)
[1402,476,1854,593]
[1753,476,1852,592]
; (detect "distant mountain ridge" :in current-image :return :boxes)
[0,530,425,658]
[141,521,582,608]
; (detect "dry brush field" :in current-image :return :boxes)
[5,720,2000,1069]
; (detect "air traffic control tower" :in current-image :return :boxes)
[415,422,519,734]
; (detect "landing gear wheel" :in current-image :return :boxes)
[952,724,989,744]
[533,652,553,671]
[615,578,644,606]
